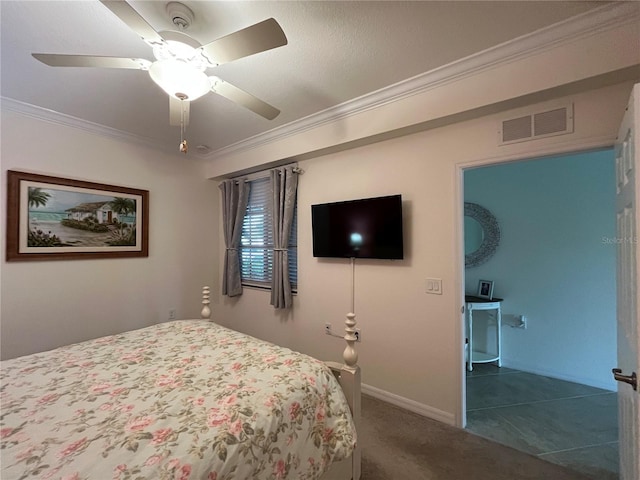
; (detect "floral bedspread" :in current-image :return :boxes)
[0,320,356,480]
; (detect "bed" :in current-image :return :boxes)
[0,287,361,480]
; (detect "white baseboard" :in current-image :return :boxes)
[501,359,616,392]
[362,383,456,426]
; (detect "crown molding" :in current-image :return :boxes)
[0,96,164,153]
[207,2,638,160]
[2,2,636,160]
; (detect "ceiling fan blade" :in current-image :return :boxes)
[169,96,190,126]
[200,18,287,65]
[100,1,164,46]
[211,78,280,120]
[32,54,151,69]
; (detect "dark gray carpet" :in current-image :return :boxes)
[359,394,591,480]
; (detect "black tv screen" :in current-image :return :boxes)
[311,194,404,259]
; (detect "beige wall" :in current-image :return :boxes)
[206,14,639,424]
[212,82,634,425]
[205,10,639,179]
[1,4,636,426]
[0,110,219,360]
[1,84,633,426]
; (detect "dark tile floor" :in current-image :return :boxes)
[466,364,619,480]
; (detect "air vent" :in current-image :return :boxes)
[499,102,573,145]
[502,115,532,143]
[534,108,567,136]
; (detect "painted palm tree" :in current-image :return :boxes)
[110,197,136,224]
[28,188,51,208]
[27,187,57,247]
[108,197,136,246]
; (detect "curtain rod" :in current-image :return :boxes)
[229,164,303,183]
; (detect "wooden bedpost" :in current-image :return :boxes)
[342,311,361,480]
[325,310,361,480]
[201,286,211,320]
[343,312,358,369]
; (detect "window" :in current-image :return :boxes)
[240,176,297,290]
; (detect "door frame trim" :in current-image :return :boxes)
[454,136,617,428]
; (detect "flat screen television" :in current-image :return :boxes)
[311,194,404,259]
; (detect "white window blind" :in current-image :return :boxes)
[240,176,297,290]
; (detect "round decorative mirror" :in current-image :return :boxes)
[464,202,500,268]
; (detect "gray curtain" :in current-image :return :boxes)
[219,179,249,297]
[270,167,298,309]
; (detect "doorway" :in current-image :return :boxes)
[462,149,619,479]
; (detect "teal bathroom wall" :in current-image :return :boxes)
[465,148,616,390]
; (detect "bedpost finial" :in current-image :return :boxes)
[343,312,358,369]
[201,286,211,320]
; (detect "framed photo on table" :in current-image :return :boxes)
[6,170,149,262]
[477,279,494,300]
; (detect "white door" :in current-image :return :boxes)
[614,83,640,480]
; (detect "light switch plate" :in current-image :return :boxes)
[426,278,443,295]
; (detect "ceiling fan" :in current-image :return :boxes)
[31,0,287,152]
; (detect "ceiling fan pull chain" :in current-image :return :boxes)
[178,94,188,154]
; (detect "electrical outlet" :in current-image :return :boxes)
[518,315,527,329]
[325,323,332,335]
[169,309,176,320]
[355,328,361,342]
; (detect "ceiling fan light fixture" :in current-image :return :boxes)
[153,40,200,63]
[148,59,210,100]
[166,40,197,60]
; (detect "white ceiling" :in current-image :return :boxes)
[1,1,608,158]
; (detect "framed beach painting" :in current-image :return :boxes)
[6,170,149,261]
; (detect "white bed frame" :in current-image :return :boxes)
[200,286,361,480]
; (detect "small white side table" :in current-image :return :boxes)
[466,295,503,371]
